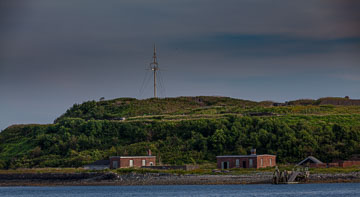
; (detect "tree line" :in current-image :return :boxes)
[1,115,360,169]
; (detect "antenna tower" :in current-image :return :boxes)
[150,44,159,98]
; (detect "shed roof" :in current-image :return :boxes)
[216,154,276,158]
[110,156,156,159]
[297,156,323,166]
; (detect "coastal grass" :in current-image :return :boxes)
[114,163,277,175]
[309,166,360,174]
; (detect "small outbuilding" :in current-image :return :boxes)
[297,156,323,166]
[216,149,276,169]
[84,160,110,170]
[109,150,156,169]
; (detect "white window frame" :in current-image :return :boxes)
[142,160,146,166]
[236,159,240,168]
[129,160,134,167]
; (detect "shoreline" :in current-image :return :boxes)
[1,172,360,187]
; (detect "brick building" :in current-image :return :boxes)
[109,150,156,169]
[298,155,360,168]
[216,149,276,169]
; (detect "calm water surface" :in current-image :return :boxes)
[0,183,359,197]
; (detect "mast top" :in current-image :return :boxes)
[152,43,158,66]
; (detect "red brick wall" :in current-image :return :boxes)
[217,155,276,169]
[339,160,360,167]
[308,161,360,168]
[327,163,339,167]
[216,157,256,169]
[309,163,327,168]
[217,157,245,169]
[256,155,276,169]
[110,157,156,169]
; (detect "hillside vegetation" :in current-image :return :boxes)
[1,96,360,169]
[54,96,262,122]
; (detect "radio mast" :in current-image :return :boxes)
[150,44,159,98]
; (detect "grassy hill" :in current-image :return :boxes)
[1,96,360,169]
[54,96,262,122]
[55,96,360,122]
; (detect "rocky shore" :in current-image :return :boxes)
[0,172,359,186]
[308,172,360,183]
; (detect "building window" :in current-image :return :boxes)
[149,162,154,166]
[249,159,253,168]
[236,159,240,168]
[142,160,146,166]
[261,158,263,167]
[129,160,134,167]
[270,158,272,166]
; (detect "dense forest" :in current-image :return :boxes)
[1,96,360,169]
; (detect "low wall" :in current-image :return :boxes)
[310,163,327,168]
[309,160,360,168]
[327,163,339,168]
[339,161,360,167]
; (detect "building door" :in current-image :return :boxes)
[249,159,253,168]
[112,161,118,169]
[221,162,229,169]
[142,160,146,166]
[129,160,134,167]
[242,161,247,168]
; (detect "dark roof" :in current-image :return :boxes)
[110,156,155,158]
[297,156,323,166]
[87,160,110,166]
[216,154,276,158]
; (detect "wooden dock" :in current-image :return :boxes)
[272,167,309,184]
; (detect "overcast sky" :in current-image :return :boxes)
[1,0,360,130]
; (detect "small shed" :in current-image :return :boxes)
[297,156,323,166]
[84,160,110,170]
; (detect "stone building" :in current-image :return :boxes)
[216,149,276,169]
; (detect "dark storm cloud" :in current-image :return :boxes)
[168,34,360,57]
[1,0,360,130]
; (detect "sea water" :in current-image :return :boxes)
[0,183,359,197]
